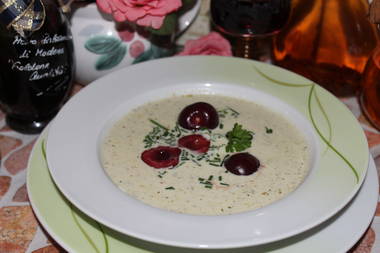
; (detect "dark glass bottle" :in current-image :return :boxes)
[0,0,74,134]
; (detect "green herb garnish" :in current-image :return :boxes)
[225,123,254,152]
[265,126,273,134]
[150,119,169,131]
[157,171,167,178]
[143,120,184,148]
[218,107,240,119]
[165,186,175,190]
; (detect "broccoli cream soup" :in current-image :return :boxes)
[101,95,310,215]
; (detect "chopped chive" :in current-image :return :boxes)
[220,182,229,186]
[198,177,205,181]
[205,185,212,189]
[209,163,221,167]
[200,180,212,185]
[192,159,201,166]
[149,119,169,131]
[174,161,185,168]
[227,107,240,116]
[165,186,175,190]
[208,175,213,181]
[218,176,222,181]
[265,126,273,134]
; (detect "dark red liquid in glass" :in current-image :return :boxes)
[210,0,291,36]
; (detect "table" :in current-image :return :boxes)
[1,0,380,252]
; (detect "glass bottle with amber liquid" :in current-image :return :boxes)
[272,0,379,97]
[360,45,380,130]
[359,0,380,131]
[0,0,74,134]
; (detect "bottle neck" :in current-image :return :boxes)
[0,0,46,37]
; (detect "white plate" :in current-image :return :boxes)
[46,56,369,248]
[28,128,378,253]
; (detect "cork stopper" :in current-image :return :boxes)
[369,0,380,24]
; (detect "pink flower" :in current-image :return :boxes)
[97,0,182,29]
[130,40,145,57]
[177,32,233,56]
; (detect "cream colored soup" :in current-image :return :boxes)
[101,95,310,215]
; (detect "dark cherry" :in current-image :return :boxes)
[178,134,210,153]
[141,146,181,168]
[178,102,219,130]
[224,153,260,176]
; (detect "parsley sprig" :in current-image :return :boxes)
[225,123,254,152]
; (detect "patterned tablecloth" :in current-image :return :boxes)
[1,1,380,252]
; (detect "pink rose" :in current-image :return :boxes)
[97,0,182,29]
[177,32,233,56]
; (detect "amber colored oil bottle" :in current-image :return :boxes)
[273,0,379,97]
[360,46,380,130]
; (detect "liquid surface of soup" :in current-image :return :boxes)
[101,95,310,215]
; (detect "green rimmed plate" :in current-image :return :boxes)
[27,127,378,253]
[44,56,369,248]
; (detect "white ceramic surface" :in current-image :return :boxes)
[46,56,369,249]
[71,1,200,85]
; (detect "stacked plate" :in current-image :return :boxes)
[27,56,378,252]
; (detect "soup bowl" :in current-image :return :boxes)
[46,56,369,248]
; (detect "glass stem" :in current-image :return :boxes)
[235,36,256,58]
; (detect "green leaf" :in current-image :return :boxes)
[95,44,127,70]
[149,12,178,36]
[132,45,172,64]
[85,35,122,54]
[225,123,254,153]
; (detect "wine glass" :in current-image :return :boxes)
[210,0,291,59]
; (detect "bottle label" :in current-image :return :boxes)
[7,33,70,83]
